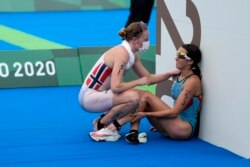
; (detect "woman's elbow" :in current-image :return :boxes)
[111,86,122,94]
[168,111,179,118]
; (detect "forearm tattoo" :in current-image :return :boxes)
[130,103,140,114]
[117,63,126,75]
[181,90,190,106]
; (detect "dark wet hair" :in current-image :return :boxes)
[118,21,148,41]
[182,44,202,79]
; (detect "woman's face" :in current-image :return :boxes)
[135,30,149,51]
[175,47,191,70]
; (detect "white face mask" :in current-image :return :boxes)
[139,41,150,52]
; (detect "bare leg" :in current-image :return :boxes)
[140,91,192,139]
[101,103,134,125]
[106,90,146,131]
[99,89,141,126]
[127,90,149,131]
[108,114,132,131]
[108,90,169,132]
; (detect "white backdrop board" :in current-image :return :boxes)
[156,0,250,159]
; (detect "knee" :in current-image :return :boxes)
[141,90,153,102]
[126,90,140,105]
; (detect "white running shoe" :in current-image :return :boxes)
[125,131,147,144]
[89,127,121,142]
[138,132,147,143]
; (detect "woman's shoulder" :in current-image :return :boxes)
[184,75,202,94]
[186,74,201,85]
[108,45,128,54]
[105,45,130,61]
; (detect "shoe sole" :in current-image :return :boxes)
[125,138,139,144]
[89,132,121,142]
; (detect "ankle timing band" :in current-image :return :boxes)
[113,120,121,131]
[97,114,106,130]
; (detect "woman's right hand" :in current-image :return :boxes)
[130,111,147,123]
[137,76,150,86]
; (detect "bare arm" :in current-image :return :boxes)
[110,50,149,94]
[148,76,199,117]
[146,69,180,85]
[132,53,179,84]
[132,76,199,121]
[132,52,151,77]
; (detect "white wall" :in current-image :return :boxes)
[156,0,250,159]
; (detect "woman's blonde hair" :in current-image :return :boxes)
[118,21,148,41]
